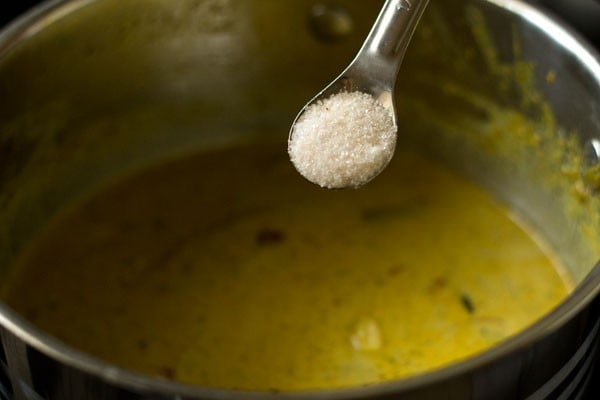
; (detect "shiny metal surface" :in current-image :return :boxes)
[288,0,429,188]
[307,0,429,98]
[0,0,598,399]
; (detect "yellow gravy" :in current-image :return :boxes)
[2,142,570,391]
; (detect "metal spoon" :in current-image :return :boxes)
[288,0,429,187]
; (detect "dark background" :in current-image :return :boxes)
[0,0,599,399]
[1,0,46,27]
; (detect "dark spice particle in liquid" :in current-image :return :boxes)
[460,292,476,314]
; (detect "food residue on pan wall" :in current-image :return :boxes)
[399,5,600,281]
[468,6,600,265]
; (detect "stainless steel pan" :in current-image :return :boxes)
[0,0,599,398]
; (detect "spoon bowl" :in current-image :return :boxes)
[288,0,429,188]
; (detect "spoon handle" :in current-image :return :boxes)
[354,0,429,78]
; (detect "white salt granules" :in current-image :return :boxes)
[288,91,396,189]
